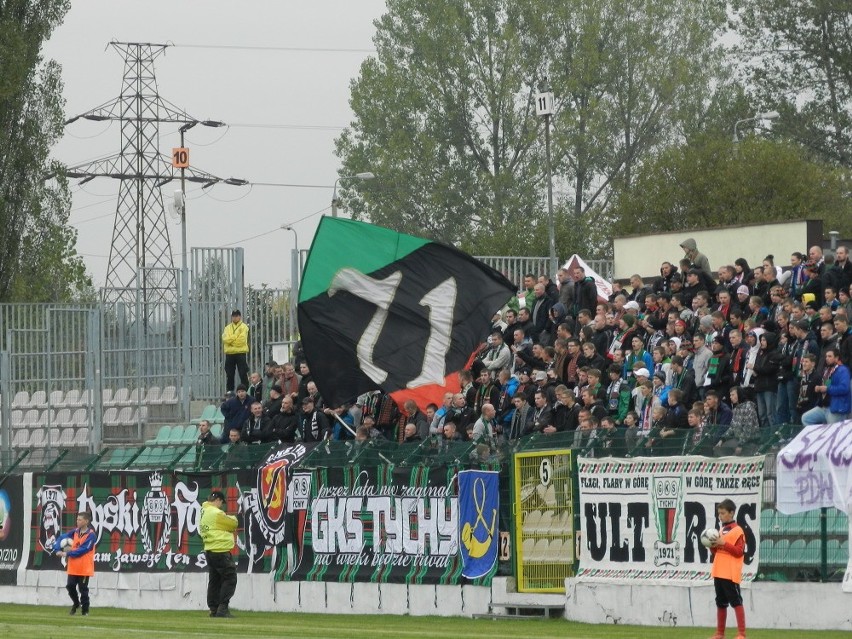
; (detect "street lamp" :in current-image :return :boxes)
[281,225,300,340]
[331,172,375,218]
[733,110,780,143]
[175,119,225,420]
[535,87,557,278]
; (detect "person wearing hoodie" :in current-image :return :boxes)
[680,238,711,274]
[751,332,781,429]
[654,262,678,294]
[742,328,765,388]
[200,490,239,618]
[777,319,819,424]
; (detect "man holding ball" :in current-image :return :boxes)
[53,512,96,616]
[709,499,747,639]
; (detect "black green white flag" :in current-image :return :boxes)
[297,217,514,409]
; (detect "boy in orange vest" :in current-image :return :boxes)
[709,499,747,639]
[54,512,97,616]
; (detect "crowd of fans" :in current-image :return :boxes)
[203,237,852,457]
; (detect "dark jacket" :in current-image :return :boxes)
[269,411,300,442]
[571,277,598,317]
[220,395,252,441]
[752,332,782,393]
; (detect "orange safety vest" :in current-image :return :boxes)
[67,528,96,577]
[710,523,744,583]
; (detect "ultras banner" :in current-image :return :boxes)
[28,444,310,574]
[287,464,499,585]
[0,473,26,584]
[577,456,764,585]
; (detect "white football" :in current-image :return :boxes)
[700,528,720,548]
[60,538,73,550]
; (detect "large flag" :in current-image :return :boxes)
[297,217,514,409]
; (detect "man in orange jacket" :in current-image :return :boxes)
[54,512,97,616]
[709,499,747,639]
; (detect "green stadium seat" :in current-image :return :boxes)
[101,448,129,470]
[191,404,218,425]
[181,424,199,444]
[168,425,188,444]
[213,407,225,424]
[826,539,842,566]
[211,423,223,438]
[145,424,172,446]
[769,539,789,565]
[760,508,775,533]
[839,541,850,565]
[759,538,774,566]
[786,539,806,564]
[801,540,821,566]
[829,509,849,535]
[177,446,197,468]
[768,511,787,536]
[130,448,154,468]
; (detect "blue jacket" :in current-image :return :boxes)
[53,526,97,557]
[826,364,851,415]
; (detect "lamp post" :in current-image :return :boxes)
[331,172,375,217]
[175,119,224,421]
[733,110,780,143]
[281,225,300,341]
[535,88,557,278]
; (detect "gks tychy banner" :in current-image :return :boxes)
[577,456,764,585]
[288,464,499,585]
[297,217,514,410]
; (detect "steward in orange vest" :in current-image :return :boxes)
[54,512,96,616]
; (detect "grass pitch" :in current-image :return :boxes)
[0,604,847,639]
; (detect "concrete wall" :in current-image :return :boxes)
[613,220,822,281]
[564,578,852,631]
[0,569,492,618]
[3,570,851,630]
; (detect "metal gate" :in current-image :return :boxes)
[513,448,577,592]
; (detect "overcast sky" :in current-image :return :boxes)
[43,1,387,290]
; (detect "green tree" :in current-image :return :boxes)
[609,135,852,237]
[336,0,548,256]
[731,0,852,166]
[0,0,90,303]
[337,0,728,260]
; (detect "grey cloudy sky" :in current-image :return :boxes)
[43,1,386,289]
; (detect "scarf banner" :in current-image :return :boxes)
[287,464,498,585]
[577,456,763,585]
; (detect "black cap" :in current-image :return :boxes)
[270,384,283,394]
[236,384,247,392]
[209,490,225,502]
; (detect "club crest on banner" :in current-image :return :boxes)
[651,475,683,567]
[458,470,499,579]
[242,444,308,547]
[36,485,66,554]
[140,472,171,553]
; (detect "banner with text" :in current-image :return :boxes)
[288,464,498,585]
[776,422,852,592]
[0,474,25,585]
[577,456,763,585]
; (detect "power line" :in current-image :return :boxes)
[227,122,345,131]
[173,43,375,54]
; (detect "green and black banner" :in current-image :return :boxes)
[297,217,514,409]
[287,464,498,585]
[28,444,311,574]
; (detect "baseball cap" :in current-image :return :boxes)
[534,371,547,381]
[737,285,750,296]
[653,371,667,382]
[624,301,640,311]
[208,490,226,502]
[519,367,532,377]
[635,368,650,378]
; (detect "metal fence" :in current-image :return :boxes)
[1,252,608,456]
[476,256,613,286]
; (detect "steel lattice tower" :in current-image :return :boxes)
[65,41,246,305]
